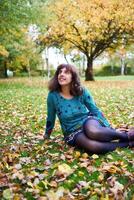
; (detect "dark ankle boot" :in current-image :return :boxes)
[127,128,134,141]
[129,140,134,148]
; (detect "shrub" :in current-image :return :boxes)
[94,65,134,76]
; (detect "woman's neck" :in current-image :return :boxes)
[60,85,72,97]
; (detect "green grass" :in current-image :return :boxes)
[0,77,134,200]
[95,75,134,81]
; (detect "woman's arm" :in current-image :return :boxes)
[44,92,56,139]
[83,88,111,127]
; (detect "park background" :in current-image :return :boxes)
[0,0,134,199]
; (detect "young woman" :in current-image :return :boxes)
[44,64,134,154]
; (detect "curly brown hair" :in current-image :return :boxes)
[48,64,83,96]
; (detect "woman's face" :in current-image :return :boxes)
[58,67,72,86]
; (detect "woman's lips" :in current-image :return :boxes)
[59,77,66,81]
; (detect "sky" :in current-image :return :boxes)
[28,24,109,69]
[42,47,108,69]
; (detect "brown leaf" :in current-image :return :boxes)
[49,180,58,188]
[0,174,8,187]
[101,163,121,174]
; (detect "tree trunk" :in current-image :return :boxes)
[45,47,50,79]
[82,55,86,74]
[4,60,8,78]
[124,63,127,75]
[63,54,69,64]
[27,66,31,77]
[111,61,114,75]
[46,57,50,79]
[121,57,125,75]
[85,56,94,81]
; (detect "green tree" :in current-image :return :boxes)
[0,0,45,77]
[7,31,42,76]
[0,0,32,77]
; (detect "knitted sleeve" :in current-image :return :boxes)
[83,88,111,127]
[45,92,56,137]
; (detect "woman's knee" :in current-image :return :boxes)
[84,119,100,132]
[84,120,100,139]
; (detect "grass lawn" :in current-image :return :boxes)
[95,75,134,81]
[0,77,134,200]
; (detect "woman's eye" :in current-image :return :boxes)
[58,69,71,75]
[66,71,70,74]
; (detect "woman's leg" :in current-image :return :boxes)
[84,119,129,142]
[75,132,129,154]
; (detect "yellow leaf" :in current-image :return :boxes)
[78,171,84,176]
[13,194,21,200]
[100,194,110,200]
[74,151,81,158]
[42,180,49,189]
[58,163,73,176]
[92,154,99,159]
[103,165,121,174]
[82,153,89,159]
[27,181,34,188]
[98,174,104,182]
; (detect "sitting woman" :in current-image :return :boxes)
[44,64,134,154]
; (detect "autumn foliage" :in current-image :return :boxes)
[41,0,134,80]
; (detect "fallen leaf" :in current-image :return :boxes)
[3,188,13,200]
[0,174,8,187]
[57,163,74,177]
[74,151,81,159]
[91,154,99,159]
[81,153,89,159]
[46,187,66,200]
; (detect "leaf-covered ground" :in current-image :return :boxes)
[0,77,134,200]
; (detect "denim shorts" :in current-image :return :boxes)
[64,116,108,146]
[64,128,83,146]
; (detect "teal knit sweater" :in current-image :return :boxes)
[45,88,110,137]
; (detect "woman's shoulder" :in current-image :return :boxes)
[82,87,89,94]
[47,91,57,99]
[82,87,92,97]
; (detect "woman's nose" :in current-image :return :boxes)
[60,71,65,76]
